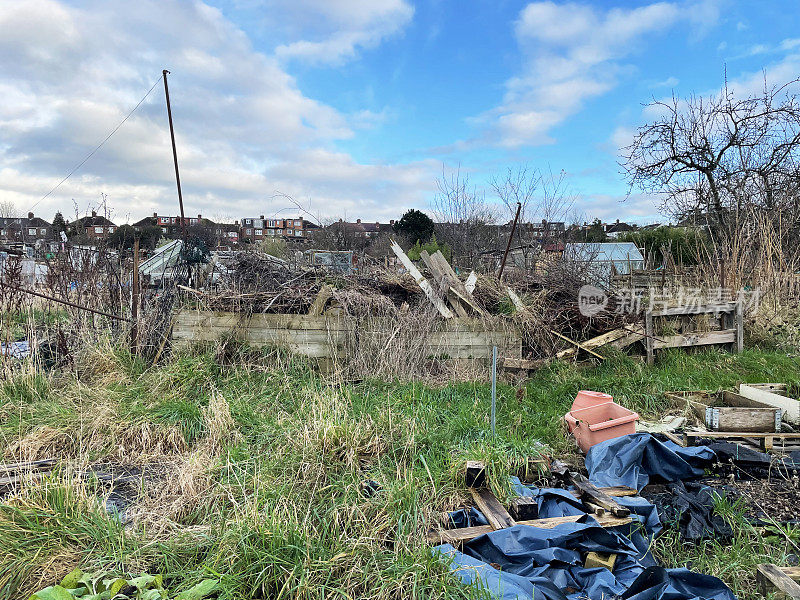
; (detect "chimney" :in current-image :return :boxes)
[390,219,395,225]
[356,218,361,224]
[616,218,620,224]
[153,212,158,218]
[375,221,379,226]
[91,210,97,218]
[28,212,34,219]
[198,214,202,219]
[260,215,264,220]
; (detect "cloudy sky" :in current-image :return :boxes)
[1,0,799,225]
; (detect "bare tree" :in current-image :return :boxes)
[432,165,498,269]
[622,77,800,226]
[491,166,576,267]
[0,200,19,219]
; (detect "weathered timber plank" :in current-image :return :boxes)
[757,564,800,600]
[556,328,631,360]
[650,303,738,317]
[569,473,630,517]
[308,284,334,316]
[470,488,516,530]
[391,240,453,318]
[740,384,800,425]
[652,330,736,349]
[176,311,513,333]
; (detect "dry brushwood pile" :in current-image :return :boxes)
[180,249,637,363]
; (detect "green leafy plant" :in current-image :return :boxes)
[30,569,219,600]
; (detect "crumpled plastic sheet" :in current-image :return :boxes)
[436,518,735,600]
[434,434,736,599]
[641,481,732,542]
[0,340,29,359]
[585,433,715,491]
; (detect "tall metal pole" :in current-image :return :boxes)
[498,202,522,281]
[131,237,140,354]
[491,345,497,438]
[162,69,187,241]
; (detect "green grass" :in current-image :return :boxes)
[1,343,799,599]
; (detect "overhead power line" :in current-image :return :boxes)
[28,74,164,213]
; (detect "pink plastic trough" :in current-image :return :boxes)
[567,401,639,454]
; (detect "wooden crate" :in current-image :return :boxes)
[665,390,782,432]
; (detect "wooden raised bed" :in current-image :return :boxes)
[172,310,521,362]
[666,390,782,432]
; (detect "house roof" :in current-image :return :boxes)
[74,214,116,227]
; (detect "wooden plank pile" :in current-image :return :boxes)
[425,461,635,546]
[390,240,485,319]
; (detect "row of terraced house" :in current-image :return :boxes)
[0,210,326,249]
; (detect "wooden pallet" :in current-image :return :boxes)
[645,302,743,365]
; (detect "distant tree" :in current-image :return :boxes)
[107,224,162,252]
[432,167,498,269]
[406,234,452,262]
[0,200,18,218]
[583,219,607,243]
[618,226,707,267]
[393,209,434,244]
[51,211,67,237]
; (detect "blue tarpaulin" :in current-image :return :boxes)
[434,435,734,600]
[585,433,715,491]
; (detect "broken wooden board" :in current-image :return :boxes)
[556,328,631,360]
[430,251,486,316]
[308,284,334,316]
[0,458,57,475]
[569,473,631,518]
[550,329,604,360]
[665,390,782,433]
[739,384,800,425]
[426,514,633,545]
[420,250,469,318]
[390,240,453,319]
[568,485,638,499]
[610,325,645,349]
[470,488,516,530]
[757,564,800,600]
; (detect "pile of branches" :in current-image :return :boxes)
[194,250,423,315]
[474,263,637,360]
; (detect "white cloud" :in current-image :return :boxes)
[0,0,433,223]
[263,0,414,65]
[478,1,718,148]
[650,76,680,88]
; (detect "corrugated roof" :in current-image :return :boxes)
[563,242,644,263]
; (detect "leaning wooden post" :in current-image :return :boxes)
[131,238,140,354]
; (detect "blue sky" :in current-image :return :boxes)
[0,0,799,225]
